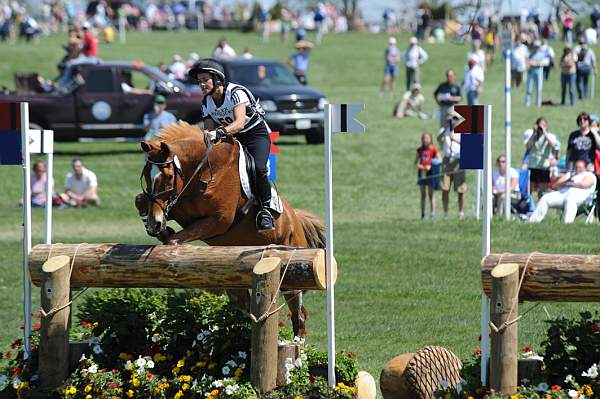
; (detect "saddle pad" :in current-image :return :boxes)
[237,141,283,214]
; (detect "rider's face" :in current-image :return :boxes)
[197,72,214,95]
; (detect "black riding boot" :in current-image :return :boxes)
[256,172,275,231]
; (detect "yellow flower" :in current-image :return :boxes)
[294,396,302,399]
[153,353,167,362]
[196,361,207,368]
[584,385,593,397]
[182,375,191,383]
[510,395,519,399]
[174,390,183,399]
[234,368,243,379]
[66,386,77,395]
[85,395,92,399]
[172,367,181,374]
[84,385,92,393]
[211,389,220,395]
[182,383,190,391]
[126,389,134,398]
[177,359,185,368]
[468,397,475,399]
[132,378,140,387]
[208,362,217,370]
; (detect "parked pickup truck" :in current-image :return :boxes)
[0,60,204,141]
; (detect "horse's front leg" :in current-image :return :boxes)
[162,214,233,245]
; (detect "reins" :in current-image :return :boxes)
[141,132,214,220]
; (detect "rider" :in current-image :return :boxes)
[188,58,275,231]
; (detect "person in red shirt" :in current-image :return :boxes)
[82,22,98,58]
[415,131,440,219]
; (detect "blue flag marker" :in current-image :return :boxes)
[460,134,484,170]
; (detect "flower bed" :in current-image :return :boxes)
[0,290,359,399]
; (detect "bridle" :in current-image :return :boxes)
[141,133,214,221]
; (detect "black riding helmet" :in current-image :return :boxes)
[188,58,226,95]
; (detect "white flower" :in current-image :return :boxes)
[522,350,534,358]
[30,374,38,382]
[239,363,246,369]
[92,345,103,354]
[212,326,219,331]
[582,364,599,379]
[135,357,147,368]
[456,383,463,394]
[300,353,307,362]
[225,385,235,395]
[12,377,21,389]
[87,364,98,374]
[89,337,101,345]
[293,336,305,344]
[285,362,295,371]
[79,353,87,362]
[285,370,291,384]
[226,360,237,368]
[565,374,574,383]
[568,389,578,398]
[439,380,449,389]
[536,382,549,392]
[197,333,204,341]
[238,351,247,359]
[151,334,160,343]
[294,358,303,368]
[146,360,155,369]
[531,355,544,361]
[222,366,230,375]
[0,375,8,385]
[212,379,223,388]
[125,360,133,370]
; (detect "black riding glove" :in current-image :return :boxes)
[215,127,228,142]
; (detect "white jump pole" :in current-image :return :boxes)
[504,47,512,220]
[480,104,493,386]
[475,170,481,220]
[20,102,32,359]
[44,131,54,244]
[324,103,336,387]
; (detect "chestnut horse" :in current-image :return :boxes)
[134,122,325,336]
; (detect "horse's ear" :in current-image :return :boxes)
[141,141,151,153]
[160,141,170,155]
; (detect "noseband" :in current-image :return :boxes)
[141,133,214,220]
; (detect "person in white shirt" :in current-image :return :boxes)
[511,38,529,87]
[169,54,187,80]
[59,159,100,207]
[466,39,486,71]
[402,36,428,91]
[529,159,597,223]
[437,109,466,219]
[540,39,555,81]
[464,57,484,105]
[492,154,520,216]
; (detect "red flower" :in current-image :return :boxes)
[6,351,13,359]
[591,323,600,331]
[146,373,153,379]
[521,345,532,353]
[10,339,22,349]
[112,369,118,374]
[108,382,119,389]
[12,366,21,376]
[474,348,481,356]
[33,322,41,330]
[278,321,287,327]
[309,374,316,383]
[30,343,38,350]
[81,321,90,328]
[551,385,561,391]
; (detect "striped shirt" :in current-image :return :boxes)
[202,82,265,133]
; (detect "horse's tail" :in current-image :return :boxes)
[295,209,326,249]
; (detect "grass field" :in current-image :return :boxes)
[1,29,599,391]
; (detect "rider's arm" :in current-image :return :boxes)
[221,103,247,135]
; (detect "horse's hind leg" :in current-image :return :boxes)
[284,290,307,337]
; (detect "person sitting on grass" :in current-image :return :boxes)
[394,83,428,119]
[415,131,439,220]
[492,154,520,216]
[529,159,596,223]
[59,159,100,207]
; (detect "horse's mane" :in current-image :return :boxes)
[154,121,203,144]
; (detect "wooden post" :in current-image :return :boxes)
[490,263,519,394]
[39,256,71,390]
[250,258,280,393]
[276,341,302,386]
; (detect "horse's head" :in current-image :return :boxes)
[140,140,184,237]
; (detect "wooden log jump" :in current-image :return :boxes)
[29,244,336,290]
[32,243,337,392]
[481,252,600,301]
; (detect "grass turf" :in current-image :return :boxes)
[0,29,599,390]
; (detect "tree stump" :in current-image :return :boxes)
[380,353,415,399]
[355,371,377,399]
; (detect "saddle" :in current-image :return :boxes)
[237,141,283,215]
